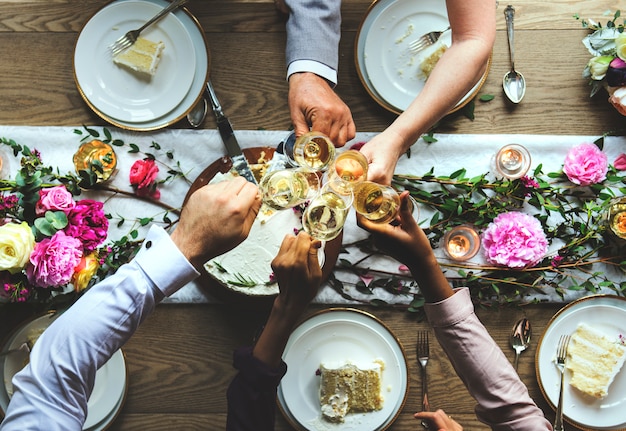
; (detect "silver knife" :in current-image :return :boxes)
[205,80,258,184]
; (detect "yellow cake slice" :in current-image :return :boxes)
[319,360,384,423]
[566,323,626,398]
[113,37,164,76]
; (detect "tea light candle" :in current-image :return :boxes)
[442,225,480,261]
[608,198,626,240]
[495,144,531,179]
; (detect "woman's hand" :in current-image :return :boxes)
[414,409,463,431]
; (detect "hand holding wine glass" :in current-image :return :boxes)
[284,131,336,171]
[302,181,353,241]
[353,181,419,224]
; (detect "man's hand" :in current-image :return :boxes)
[288,72,355,147]
[171,177,261,269]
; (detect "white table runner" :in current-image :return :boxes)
[1,126,624,305]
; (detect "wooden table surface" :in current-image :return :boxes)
[1,0,624,429]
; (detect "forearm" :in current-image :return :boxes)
[425,289,551,430]
[252,299,302,368]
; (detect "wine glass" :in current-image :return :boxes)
[353,181,419,224]
[302,182,353,241]
[259,167,320,210]
[284,131,336,171]
[326,149,368,195]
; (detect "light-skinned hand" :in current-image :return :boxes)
[288,72,355,147]
[359,130,406,185]
[414,409,463,431]
[170,177,261,269]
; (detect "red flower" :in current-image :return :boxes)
[65,200,109,252]
[129,159,160,199]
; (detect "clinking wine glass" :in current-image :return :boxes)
[353,181,419,224]
[326,149,368,195]
[259,167,320,210]
[302,181,353,241]
[283,131,336,171]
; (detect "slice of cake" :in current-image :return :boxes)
[113,37,164,77]
[566,323,626,398]
[319,360,384,423]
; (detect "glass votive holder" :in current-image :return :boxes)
[73,139,117,182]
[494,143,531,179]
[442,225,480,261]
[607,197,626,240]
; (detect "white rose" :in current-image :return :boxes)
[0,222,35,273]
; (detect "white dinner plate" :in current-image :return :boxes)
[535,295,626,431]
[74,0,196,123]
[0,312,128,431]
[355,0,489,115]
[277,308,408,430]
[74,0,209,131]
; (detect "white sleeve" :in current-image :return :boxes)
[1,225,198,431]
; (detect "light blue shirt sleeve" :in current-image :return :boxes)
[0,225,199,431]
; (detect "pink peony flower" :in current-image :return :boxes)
[35,185,75,216]
[65,199,108,251]
[562,143,608,186]
[26,231,83,288]
[481,212,548,268]
[129,159,160,199]
[614,154,626,170]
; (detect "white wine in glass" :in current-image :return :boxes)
[285,131,336,171]
[259,168,320,210]
[353,181,401,224]
[302,189,352,241]
[327,150,368,195]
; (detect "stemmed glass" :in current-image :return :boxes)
[258,167,320,210]
[302,181,353,241]
[325,149,368,195]
[284,131,336,171]
[353,181,419,224]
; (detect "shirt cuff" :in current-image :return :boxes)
[287,60,337,86]
[232,346,288,389]
[423,287,475,328]
[134,225,200,298]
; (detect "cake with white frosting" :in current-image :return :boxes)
[319,360,384,423]
[566,322,626,398]
[203,172,303,296]
[113,37,164,76]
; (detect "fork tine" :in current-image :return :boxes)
[557,334,571,359]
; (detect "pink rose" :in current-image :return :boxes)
[35,185,75,216]
[65,199,109,251]
[562,143,608,186]
[129,159,160,199]
[614,154,626,171]
[26,231,83,288]
[607,86,626,116]
[481,212,548,268]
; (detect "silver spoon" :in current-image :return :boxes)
[510,317,531,370]
[187,94,208,128]
[502,5,526,103]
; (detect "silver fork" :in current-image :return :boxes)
[108,0,188,56]
[417,330,431,429]
[409,26,450,54]
[554,335,571,431]
[0,341,32,358]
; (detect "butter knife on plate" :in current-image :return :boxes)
[205,80,258,184]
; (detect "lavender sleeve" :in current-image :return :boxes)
[424,288,552,431]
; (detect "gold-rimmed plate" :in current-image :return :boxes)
[277,308,408,430]
[355,0,490,115]
[0,312,128,431]
[73,0,209,131]
[535,295,626,431]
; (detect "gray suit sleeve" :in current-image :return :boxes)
[284,0,341,71]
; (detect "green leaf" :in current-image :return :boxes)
[479,94,495,102]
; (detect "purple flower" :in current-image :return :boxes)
[562,143,608,186]
[481,212,548,268]
[35,185,76,216]
[551,255,564,268]
[26,231,83,288]
[65,200,108,251]
[520,176,539,196]
[0,194,19,212]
